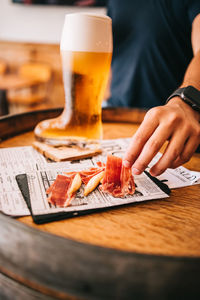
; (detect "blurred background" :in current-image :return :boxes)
[0,0,107,115]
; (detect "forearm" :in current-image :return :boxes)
[123,15,200,175]
[167,49,200,122]
[124,51,200,176]
[181,50,200,90]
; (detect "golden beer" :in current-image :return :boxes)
[35,51,112,142]
[34,13,112,145]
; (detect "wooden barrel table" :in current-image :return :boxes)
[0,108,200,300]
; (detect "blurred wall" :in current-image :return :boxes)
[0,0,106,44]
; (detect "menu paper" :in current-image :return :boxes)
[0,138,199,218]
[0,146,46,216]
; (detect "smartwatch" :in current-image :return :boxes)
[166,85,200,112]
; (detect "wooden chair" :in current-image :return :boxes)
[7,62,52,107]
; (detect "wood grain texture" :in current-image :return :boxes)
[33,141,102,162]
[0,107,143,141]
[0,109,199,257]
[0,109,200,299]
[0,273,57,300]
[1,213,200,300]
[0,108,61,141]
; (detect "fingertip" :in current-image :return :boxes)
[149,169,157,177]
[150,167,166,177]
[149,166,158,177]
[132,168,141,175]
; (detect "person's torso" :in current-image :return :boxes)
[107,0,193,108]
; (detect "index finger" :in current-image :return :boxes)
[123,111,159,168]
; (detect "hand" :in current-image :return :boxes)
[123,97,200,176]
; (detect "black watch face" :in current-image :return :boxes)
[184,86,200,106]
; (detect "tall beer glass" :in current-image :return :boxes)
[34,13,112,145]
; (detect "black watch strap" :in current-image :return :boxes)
[166,86,200,112]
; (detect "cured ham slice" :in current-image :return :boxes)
[47,173,81,207]
[101,155,135,197]
[96,161,106,168]
[120,164,135,195]
[46,155,135,207]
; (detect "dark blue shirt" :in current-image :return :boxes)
[107,0,200,109]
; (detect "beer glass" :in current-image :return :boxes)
[34,13,113,145]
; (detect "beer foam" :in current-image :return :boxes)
[60,13,113,53]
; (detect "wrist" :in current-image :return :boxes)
[166,96,200,122]
[166,85,200,120]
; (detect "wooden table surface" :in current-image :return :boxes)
[0,108,200,300]
[1,112,200,257]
